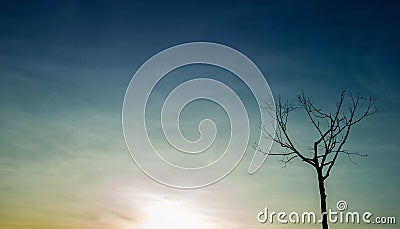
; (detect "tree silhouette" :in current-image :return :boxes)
[255,89,377,229]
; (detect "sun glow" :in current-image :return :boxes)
[140,200,209,229]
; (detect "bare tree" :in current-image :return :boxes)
[254,89,377,229]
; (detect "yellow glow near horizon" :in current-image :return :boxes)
[139,200,209,229]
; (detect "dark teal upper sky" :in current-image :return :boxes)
[1,0,399,102]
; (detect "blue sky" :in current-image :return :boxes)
[0,1,399,228]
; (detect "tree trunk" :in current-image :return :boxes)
[317,169,328,229]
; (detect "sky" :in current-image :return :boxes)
[0,0,399,228]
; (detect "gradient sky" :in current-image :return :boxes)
[0,1,399,228]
